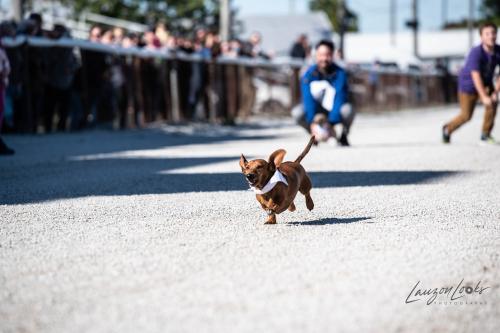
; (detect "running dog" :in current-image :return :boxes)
[239,136,315,224]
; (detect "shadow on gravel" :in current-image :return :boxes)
[2,126,278,160]
[1,165,464,205]
[287,216,373,225]
[309,170,464,187]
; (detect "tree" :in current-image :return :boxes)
[444,0,500,30]
[309,0,358,32]
[58,0,220,33]
[480,0,500,26]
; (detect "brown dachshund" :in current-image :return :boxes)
[239,136,315,224]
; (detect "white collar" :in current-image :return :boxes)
[249,169,288,194]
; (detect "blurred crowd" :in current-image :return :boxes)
[0,13,282,134]
[0,12,455,139]
[84,22,275,60]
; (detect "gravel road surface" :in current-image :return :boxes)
[1,106,499,333]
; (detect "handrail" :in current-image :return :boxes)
[1,36,305,68]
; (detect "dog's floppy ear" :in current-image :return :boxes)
[268,149,286,171]
[239,154,248,170]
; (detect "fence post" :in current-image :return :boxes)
[289,67,301,109]
[207,61,217,123]
[169,59,181,123]
[162,59,172,123]
[22,42,33,133]
[225,63,238,124]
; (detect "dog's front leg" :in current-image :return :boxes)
[265,211,276,224]
[264,198,278,224]
[266,197,279,212]
[265,198,279,224]
[257,196,278,224]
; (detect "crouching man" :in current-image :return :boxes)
[292,39,355,146]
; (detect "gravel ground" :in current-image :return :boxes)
[1,106,499,333]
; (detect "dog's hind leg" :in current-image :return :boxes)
[304,193,314,211]
[299,175,314,211]
[288,202,296,212]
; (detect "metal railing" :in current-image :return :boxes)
[2,36,457,134]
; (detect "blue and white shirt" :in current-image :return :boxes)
[301,63,348,125]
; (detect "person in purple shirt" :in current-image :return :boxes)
[443,22,500,144]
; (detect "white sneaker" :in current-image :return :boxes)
[479,135,497,146]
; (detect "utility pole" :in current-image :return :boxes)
[12,0,23,21]
[390,0,396,46]
[338,0,346,60]
[289,0,296,14]
[406,0,419,59]
[220,0,230,42]
[412,0,418,58]
[468,0,475,48]
[441,0,447,28]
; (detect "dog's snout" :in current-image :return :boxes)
[246,173,257,181]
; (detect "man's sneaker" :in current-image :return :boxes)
[480,134,496,145]
[442,125,450,144]
[338,132,350,146]
[0,147,15,155]
[0,138,15,155]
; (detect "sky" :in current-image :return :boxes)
[0,0,483,33]
[232,0,483,33]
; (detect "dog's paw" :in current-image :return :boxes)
[306,197,314,211]
[265,215,277,224]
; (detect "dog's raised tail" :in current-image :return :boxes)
[295,136,315,163]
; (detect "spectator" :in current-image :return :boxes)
[143,29,161,49]
[141,28,163,122]
[42,24,79,132]
[178,37,194,53]
[155,22,170,46]
[442,22,500,144]
[17,15,46,132]
[120,32,142,128]
[1,21,19,132]
[219,41,232,58]
[292,40,355,146]
[164,35,177,50]
[112,27,125,46]
[81,25,107,127]
[188,29,215,119]
[88,25,102,43]
[100,29,114,44]
[0,39,14,154]
[28,13,44,37]
[249,31,272,60]
[205,32,221,58]
[195,28,207,46]
[228,39,241,57]
[122,32,139,48]
[217,39,240,58]
[289,34,309,59]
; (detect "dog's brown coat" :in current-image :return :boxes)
[240,136,315,224]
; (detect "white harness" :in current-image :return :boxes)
[250,170,289,194]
